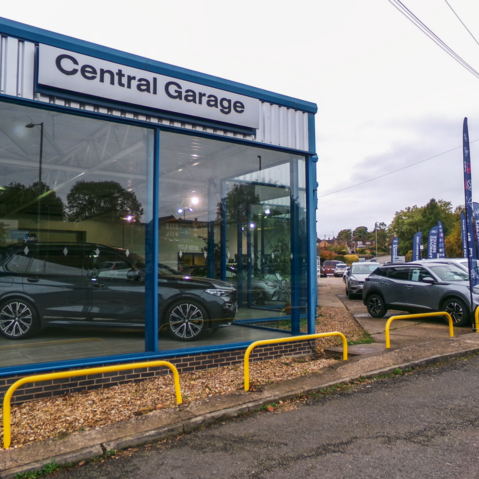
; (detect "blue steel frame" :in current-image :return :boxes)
[0,16,318,378]
[306,114,318,334]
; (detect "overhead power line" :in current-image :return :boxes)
[318,139,479,199]
[444,0,479,49]
[388,0,479,81]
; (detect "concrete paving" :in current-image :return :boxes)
[3,277,479,478]
[321,276,472,350]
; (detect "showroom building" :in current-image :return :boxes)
[0,17,318,402]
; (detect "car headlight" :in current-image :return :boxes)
[205,288,232,297]
[472,286,479,295]
[349,279,358,286]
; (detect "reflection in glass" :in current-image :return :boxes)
[159,132,307,351]
[0,102,152,367]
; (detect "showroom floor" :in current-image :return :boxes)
[0,307,290,368]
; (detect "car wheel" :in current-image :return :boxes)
[165,300,209,341]
[0,298,39,339]
[366,294,387,318]
[442,297,470,327]
[348,288,355,300]
[251,289,267,306]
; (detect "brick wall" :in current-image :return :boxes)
[0,340,315,405]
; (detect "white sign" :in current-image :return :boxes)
[38,45,260,129]
[393,256,406,262]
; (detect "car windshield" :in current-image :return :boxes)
[428,264,469,282]
[351,264,378,275]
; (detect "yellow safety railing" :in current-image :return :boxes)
[385,312,454,349]
[475,307,479,332]
[2,360,182,449]
[243,332,348,392]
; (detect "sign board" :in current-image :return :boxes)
[38,45,260,129]
[393,256,406,262]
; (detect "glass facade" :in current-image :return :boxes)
[157,132,308,349]
[0,102,153,367]
[0,101,309,370]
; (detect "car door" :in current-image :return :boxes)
[24,244,90,322]
[403,266,440,311]
[382,266,409,306]
[86,246,145,323]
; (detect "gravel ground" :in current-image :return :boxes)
[0,306,368,450]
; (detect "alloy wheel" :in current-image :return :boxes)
[168,303,206,339]
[0,301,34,338]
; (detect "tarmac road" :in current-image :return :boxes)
[54,352,479,479]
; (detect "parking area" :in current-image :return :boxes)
[320,276,472,348]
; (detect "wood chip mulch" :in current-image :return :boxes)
[0,306,368,450]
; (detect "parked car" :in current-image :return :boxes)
[345,262,379,299]
[321,260,342,277]
[333,263,348,277]
[0,243,237,341]
[342,267,350,283]
[415,258,468,272]
[183,264,283,306]
[362,261,474,326]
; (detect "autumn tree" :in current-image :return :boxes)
[67,181,143,222]
[389,199,455,256]
[0,181,64,219]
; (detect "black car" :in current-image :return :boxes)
[0,243,237,341]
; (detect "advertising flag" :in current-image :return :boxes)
[473,202,479,259]
[437,221,445,258]
[391,237,398,263]
[427,226,438,259]
[463,118,479,291]
[461,211,467,258]
[412,232,422,261]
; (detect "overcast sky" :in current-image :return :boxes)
[2,0,479,240]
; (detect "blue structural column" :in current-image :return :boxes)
[290,160,300,335]
[207,178,216,278]
[246,205,253,308]
[306,155,318,333]
[306,111,318,334]
[220,180,227,282]
[145,129,160,352]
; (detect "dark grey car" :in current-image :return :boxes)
[0,243,237,341]
[362,261,477,326]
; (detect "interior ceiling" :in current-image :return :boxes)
[0,103,304,222]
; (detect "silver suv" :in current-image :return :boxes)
[362,261,477,326]
[345,262,379,299]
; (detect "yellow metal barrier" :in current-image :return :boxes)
[243,332,348,392]
[475,307,479,332]
[385,312,454,349]
[2,360,182,449]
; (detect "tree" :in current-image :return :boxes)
[67,181,143,222]
[389,199,455,256]
[353,226,369,242]
[374,222,389,252]
[445,212,463,257]
[337,229,352,243]
[0,181,64,219]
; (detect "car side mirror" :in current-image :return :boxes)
[422,276,435,284]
